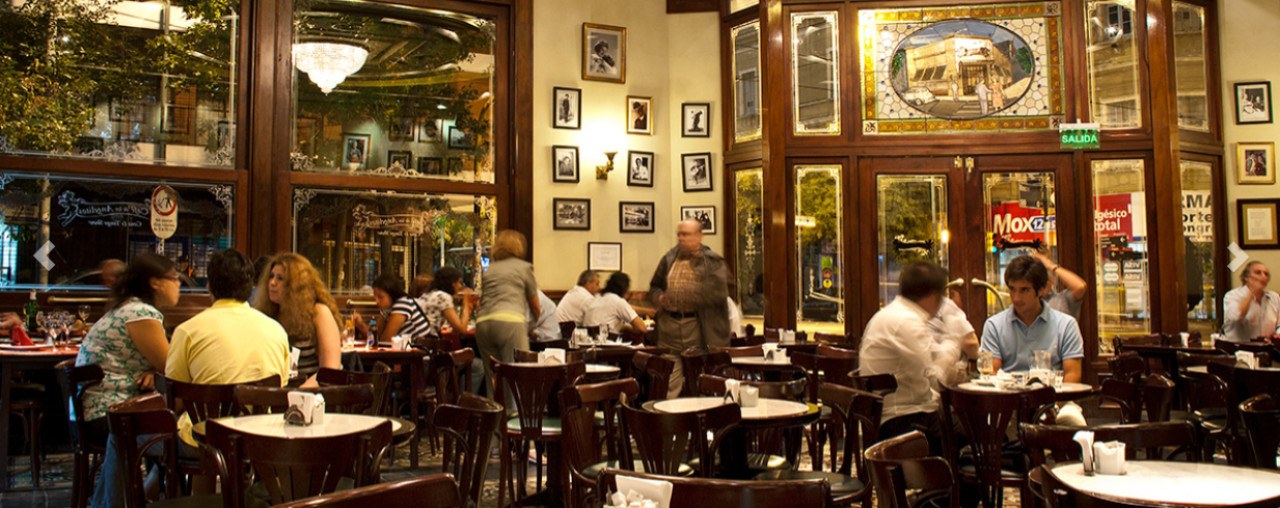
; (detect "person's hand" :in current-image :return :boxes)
[1030,251,1054,269]
[1247,273,1268,300]
[352,311,370,337]
[136,371,156,392]
[0,312,23,330]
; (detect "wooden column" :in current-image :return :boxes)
[761,0,793,329]
[1146,0,1189,333]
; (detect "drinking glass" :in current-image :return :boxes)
[977,351,995,379]
[77,304,92,323]
[1034,350,1052,372]
[35,311,48,343]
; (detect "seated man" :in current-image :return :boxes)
[528,290,560,342]
[980,255,1084,382]
[860,261,960,452]
[556,269,600,325]
[1222,260,1279,344]
[927,287,980,385]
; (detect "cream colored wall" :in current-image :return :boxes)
[532,1,723,291]
[1220,0,1280,291]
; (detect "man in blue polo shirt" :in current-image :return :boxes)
[980,255,1084,383]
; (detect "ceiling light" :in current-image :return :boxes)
[293,41,369,94]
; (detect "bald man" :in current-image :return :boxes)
[649,218,730,397]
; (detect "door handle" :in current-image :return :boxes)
[971,278,1008,311]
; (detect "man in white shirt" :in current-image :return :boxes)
[528,290,560,342]
[927,290,979,382]
[860,261,959,453]
[1223,261,1280,343]
[556,270,600,325]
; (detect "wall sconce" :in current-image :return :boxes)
[596,151,617,180]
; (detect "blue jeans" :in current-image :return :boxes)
[91,433,199,508]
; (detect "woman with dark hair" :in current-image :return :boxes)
[418,266,473,339]
[584,272,647,334]
[251,253,341,387]
[76,253,181,507]
[355,273,431,343]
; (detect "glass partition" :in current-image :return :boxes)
[735,168,764,317]
[290,2,496,183]
[0,172,234,289]
[292,187,494,294]
[1092,159,1150,352]
[983,172,1059,316]
[0,1,240,167]
[732,21,762,143]
[877,175,949,305]
[1173,2,1210,133]
[1086,0,1142,129]
[1180,159,1216,339]
[791,12,839,136]
[729,0,759,14]
[796,166,842,328]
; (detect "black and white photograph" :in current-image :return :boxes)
[1236,82,1273,125]
[552,145,579,182]
[627,96,652,135]
[418,157,443,175]
[553,87,582,129]
[388,118,415,141]
[682,103,711,137]
[619,201,654,233]
[582,23,625,83]
[448,126,474,149]
[680,206,716,234]
[554,198,591,230]
[418,119,441,142]
[387,150,412,169]
[681,152,713,192]
[342,133,369,171]
[626,150,654,187]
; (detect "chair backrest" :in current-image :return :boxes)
[559,321,578,340]
[722,344,764,358]
[621,399,740,477]
[597,469,829,508]
[105,393,182,508]
[816,343,858,359]
[788,352,821,402]
[1107,351,1148,383]
[513,349,541,363]
[1215,339,1239,354]
[698,373,807,401]
[272,473,461,508]
[730,333,765,348]
[205,418,392,508]
[158,374,281,424]
[813,331,854,349]
[679,347,730,397]
[852,372,898,397]
[492,358,581,439]
[1099,378,1143,424]
[940,386,1055,488]
[317,362,393,416]
[1179,370,1228,412]
[434,393,503,505]
[820,382,883,481]
[1021,421,1200,466]
[638,352,674,401]
[1140,373,1176,421]
[560,379,641,483]
[864,430,955,508]
[1240,393,1280,470]
[429,349,475,406]
[55,359,105,453]
[234,383,375,415]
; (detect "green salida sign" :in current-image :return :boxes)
[1059,122,1101,149]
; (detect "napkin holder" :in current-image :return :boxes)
[1092,441,1126,475]
[1236,351,1258,369]
[284,391,326,426]
[739,385,759,407]
[540,348,566,365]
[1073,430,1095,475]
[609,475,673,508]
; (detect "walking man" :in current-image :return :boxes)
[650,218,730,398]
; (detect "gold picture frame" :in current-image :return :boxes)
[1236,142,1276,185]
[582,23,626,83]
[1238,199,1280,249]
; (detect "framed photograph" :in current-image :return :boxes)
[418,119,441,142]
[582,23,626,83]
[417,157,443,175]
[626,150,654,187]
[341,133,370,171]
[1238,199,1280,249]
[681,152,714,192]
[448,126,474,149]
[1235,82,1273,125]
[552,145,579,183]
[680,206,717,234]
[627,96,652,135]
[387,150,412,169]
[447,157,465,175]
[553,198,591,231]
[388,118,415,141]
[1236,142,1276,184]
[682,103,711,137]
[619,201,655,233]
[553,87,582,129]
[587,242,623,272]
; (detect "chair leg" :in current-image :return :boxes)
[29,409,42,488]
[499,435,509,508]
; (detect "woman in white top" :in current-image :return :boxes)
[584,272,647,335]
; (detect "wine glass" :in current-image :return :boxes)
[78,304,91,323]
[35,311,48,345]
[59,310,74,348]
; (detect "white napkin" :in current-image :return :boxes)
[1074,430,1095,474]
[724,379,741,403]
[782,330,796,344]
[391,335,409,350]
[614,475,673,508]
[289,347,301,378]
[1237,351,1258,369]
[540,348,566,364]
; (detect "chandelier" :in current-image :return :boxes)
[293,41,369,94]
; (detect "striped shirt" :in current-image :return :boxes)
[390,296,432,339]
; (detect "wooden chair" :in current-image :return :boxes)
[813,331,855,349]
[1239,393,1280,470]
[597,469,829,508]
[621,398,740,477]
[1022,421,1200,466]
[4,372,44,490]
[697,374,802,471]
[492,358,583,508]
[317,362,393,416]
[105,393,221,508]
[56,359,106,508]
[434,393,502,506]
[679,347,730,397]
[233,383,374,415]
[940,385,1056,508]
[1097,373,1175,423]
[156,374,281,480]
[817,343,858,359]
[204,418,392,508]
[560,379,645,508]
[852,373,898,397]
[631,351,675,402]
[558,321,578,341]
[273,473,461,508]
[864,430,955,508]
[420,349,475,456]
[1106,351,1148,383]
[721,344,764,358]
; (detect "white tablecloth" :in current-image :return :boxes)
[652,397,810,420]
[210,413,399,439]
[1052,461,1280,506]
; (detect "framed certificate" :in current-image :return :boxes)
[1238,199,1280,249]
[587,242,622,272]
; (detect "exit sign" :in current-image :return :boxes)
[1059,122,1100,149]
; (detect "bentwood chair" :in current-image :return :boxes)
[560,379,647,508]
[317,363,393,416]
[1239,393,1280,470]
[630,351,674,402]
[56,359,105,508]
[492,357,584,508]
[679,347,730,397]
[434,393,502,507]
[597,469,829,508]
[233,383,374,415]
[865,430,955,508]
[621,399,740,477]
[105,393,221,508]
[696,374,800,472]
[941,385,1056,508]
[156,375,281,480]
[273,473,462,508]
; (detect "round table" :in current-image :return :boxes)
[583,363,622,382]
[194,414,413,440]
[649,397,817,479]
[956,381,1097,401]
[652,396,813,421]
[1050,461,1280,506]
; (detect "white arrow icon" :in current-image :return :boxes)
[34,241,55,271]
[1228,242,1249,272]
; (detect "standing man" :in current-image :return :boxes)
[650,218,730,398]
[980,255,1084,382]
[974,79,991,115]
[1223,261,1279,343]
[1031,250,1088,320]
[556,270,601,325]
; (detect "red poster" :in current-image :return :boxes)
[990,202,1053,243]
[1094,193,1135,241]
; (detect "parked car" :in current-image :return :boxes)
[902,86,936,106]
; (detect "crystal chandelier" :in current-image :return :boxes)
[292,41,369,94]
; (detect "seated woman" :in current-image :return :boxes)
[253,253,341,387]
[418,266,474,340]
[583,272,647,335]
[76,253,180,508]
[355,273,431,344]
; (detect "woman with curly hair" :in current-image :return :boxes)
[252,253,341,387]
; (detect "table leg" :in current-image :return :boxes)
[719,428,752,480]
[0,364,13,492]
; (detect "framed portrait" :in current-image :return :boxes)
[388,118,415,141]
[626,150,654,187]
[681,152,714,192]
[1236,142,1276,185]
[619,201,655,233]
[682,103,711,137]
[553,198,591,231]
[1238,199,1280,249]
[417,157,443,175]
[587,242,623,272]
[680,206,716,234]
[553,87,582,129]
[387,150,412,169]
[418,119,442,142]
[1235,82,1273,125]
[582,23,626,83]
[341,133,370,171]
[552,145,579,183]
[627,96,652,135]
[447,157,465,175]
[448,126,474,149]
